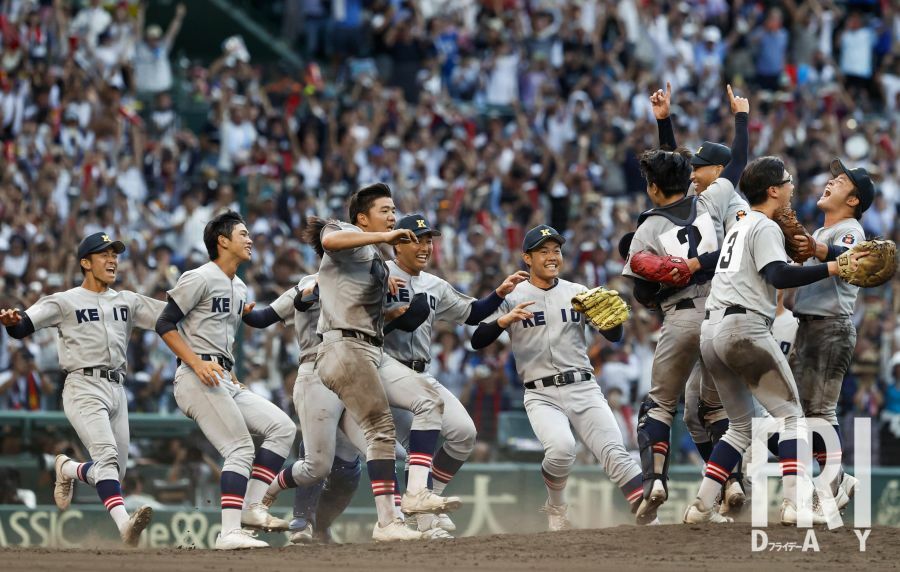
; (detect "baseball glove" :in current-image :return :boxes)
[629,250,692,287]
[773,206,816,263]
[837,239,897,288]
[571,287,631,330]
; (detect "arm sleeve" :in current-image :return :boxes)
[698,250,721,270]
[720,112,749,186]
[155,299,186,336]
[5,313,35,339]
[599,323,624,343]
[132,294,167,331]
[761,261,831,289]
[825,244,849,262]
[471,320,505,350]
[657,117,677,150]
[465,291,505,325]
[24,294,63,330]
[242,306,281,328]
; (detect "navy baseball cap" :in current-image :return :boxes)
[523,224,565,252]
[691,141,732,167]
[396,214,442,237]
[77,232,125,260]
[830,158,875,213]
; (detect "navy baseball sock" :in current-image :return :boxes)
[65,460,94,484]
[368,459,396,526]
[431,446,465,495]
[695,441,713,463]
[621,474,644,511]
[812,427,843,492]
[778,438,803,502]
[220,471,248,533]
[697,441,741,509]
[96,479,129,531]
[407,429,439,493]
[541,467,568,506]
[247,447,286,506]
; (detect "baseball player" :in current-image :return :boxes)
[649,82,753,513]
[264,183,459,542]
[623,86,748,521]
[784,159,874,509]
[155,211,296,550]
[684,156,866,524]
[0,232,161,546]
[240,272,367,544]
[472,225,656,529]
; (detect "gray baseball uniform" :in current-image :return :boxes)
[623,178,736,425]
[383,261,477,462]
[25,287,164,484]
[790,219,864,426]
[487,279,642,492]
[702,211,802,454]
[168,262,295,477]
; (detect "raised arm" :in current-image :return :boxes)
[321,228,417,252]
[650,82,677,150]
[720,85,750,186]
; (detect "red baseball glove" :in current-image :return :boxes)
[629,251,692,287]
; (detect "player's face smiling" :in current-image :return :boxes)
[86,248,119,284]
[525,241,563,282]
[396,234,433,273]
[690,164,722,193]
[362,197,397,233]
[818,173,855,211]
[227,223,253,261]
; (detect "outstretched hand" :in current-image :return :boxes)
[650,81,672,120]
[727,84,750,114]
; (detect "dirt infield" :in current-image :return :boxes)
[3,524,897,572]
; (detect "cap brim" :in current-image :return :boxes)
[525,235,565,252]
[413,229,441,237]
[690,156,713,166]
[84,241,126,258]
[830,158,850,179]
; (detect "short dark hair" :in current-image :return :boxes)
[348,182,392,225]
[301,216,333,258]
[848,189,863,220]
[203,210,245,260]
[739,156,786,206]
[639,148,692,197]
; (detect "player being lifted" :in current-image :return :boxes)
[685,156,866,524]
[155,211,296,549]
[472,225,656,530]
[1,232,163,546]
[623,85,749,521]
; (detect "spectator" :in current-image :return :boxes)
[133,3,185,96]
[838,11,878,100]
[0,348,53,411]
[751,7,789,90]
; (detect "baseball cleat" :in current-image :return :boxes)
[683,499,733,524]
[779,498,827,526]
[635,479,667,523]
[372,519,423,542]
[420,526,454,540]
[120,505,153,547]
[215,528,269,550]
[540,502,573,531]
[242,502,290,531]
[434,513,456,532]
[53,454,75,511]
[720,478,746,516]
[400,489,462,515]
[836,473,858,511]
[289,522,315,544]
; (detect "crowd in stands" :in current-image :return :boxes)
[0,0,898,471]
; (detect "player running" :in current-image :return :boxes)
[472,225,655,530]
[155,211,296,549]
[1,232,163,546]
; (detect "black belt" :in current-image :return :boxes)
[77,368,124,384]
[524,371,592,390]
[674,299,695,310]
[705,306,746,319]
[340,330,383,347]
[400,360,428,373]
[795,313,850,322]
[299,354,316,365]
[176,354,233,371]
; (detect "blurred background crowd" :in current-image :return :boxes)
[0,0,898,499]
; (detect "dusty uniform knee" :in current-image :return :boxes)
[222,436,255,476]
[443,416,477,458]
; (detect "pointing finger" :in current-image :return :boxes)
[726,84,735,102]
[665,81,671,98]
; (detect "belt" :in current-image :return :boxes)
[340,329,383,347]
[524,371,592,390]
[705,306,746,320]
[176,354,233,371]
[76,368,125,384]
[299,354,316,365]
[400,360,428,373]
[674,299,695,310]
[794,313,850,322]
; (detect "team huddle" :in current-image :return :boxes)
[1,84,896,549]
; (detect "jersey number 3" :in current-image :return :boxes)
[717,229,745,273]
